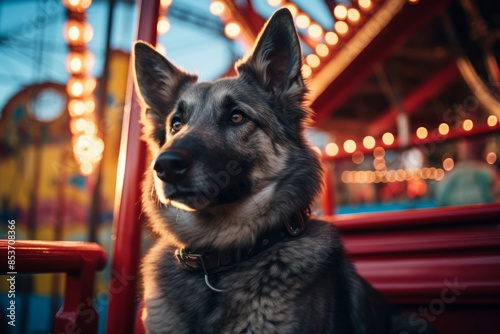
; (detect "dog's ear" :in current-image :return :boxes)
[133,42,197,145]
[237,8,304,101]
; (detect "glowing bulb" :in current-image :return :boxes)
[315,44,329,57]
[67,78,84,98]
[296,14,310,29]
[343,139,356,153]
[443,158,454,171]
[308,24,323,38]
[382,132,394,145]
[267,0,282,7]
[209,1,225,16]
[69,99,85,116]
[334,5,348,20]
[352,151,364,164]
[306,54,320,68]
[302,64,312,78]
[325,32,339,45]
[416,127,428,139]
[157,17,170,35]
[359,0,372,10]
[487,115,498,127]
[335,21,349,35]
[438,123,449,135]
[225,22,241,39]
[63,0,92,12]
[347,8,361,23]
[363,136,375,149]
[463,119,473,131]
[325,142,339,156]
[486,152,497,165]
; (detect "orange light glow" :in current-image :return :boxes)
[308,24,323,38]
[462,119,473,131]
[157,17,170,35]
[438,123,449,135]
[443,157,454,171]
[325,142,339,156]
[325,31,339,45]
[382,132,394,145]
[416,127,428,139]
[315,44,329,57]
[343,139,356,153]
[306,54,320,68]
[363,136,375,149]
[296,14,311,29]
[347,8,361,23]
[225,22,241,38]
[333,5,348,20]
[302,64,312,78]
[334,21,349,35]
[358,0,372,10]
[63,0,92,12]
[487,115,498,127]
[209,1,225,16]
[486,152,497,165]
[267,0,283,7]
[68,99,85,116]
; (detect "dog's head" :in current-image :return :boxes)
[134,8,322,247]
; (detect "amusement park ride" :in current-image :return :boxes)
[1,0,500,333]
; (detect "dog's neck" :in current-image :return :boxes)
[174,207,311,274]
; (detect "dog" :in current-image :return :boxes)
[133,8,435,334]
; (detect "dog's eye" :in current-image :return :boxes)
[171,116,183,132]
[230,110,246,124]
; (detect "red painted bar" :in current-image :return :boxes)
[325,203,500,231]
[0,240,106,334]
[106,0,160,333]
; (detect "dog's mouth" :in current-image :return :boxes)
[154,176,216,211]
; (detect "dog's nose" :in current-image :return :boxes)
[154,149,192,183]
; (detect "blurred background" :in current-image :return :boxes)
[0,0,499,333]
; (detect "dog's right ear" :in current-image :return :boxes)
[133,42,197,143]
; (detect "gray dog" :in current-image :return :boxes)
[133,8,434,334]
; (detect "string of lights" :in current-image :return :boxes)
[62,0,104,176]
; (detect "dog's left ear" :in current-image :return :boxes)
[237,8,304,101]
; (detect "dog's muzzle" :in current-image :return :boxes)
[154,148,192,183]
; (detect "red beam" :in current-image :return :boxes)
[311,0,453,124]
[367,62,460,136]
[106,0,160,333]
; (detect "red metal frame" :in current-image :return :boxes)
[311,0,453,123]
[330,203,500,305]
[105,0,160,333]
[0,240,106,333]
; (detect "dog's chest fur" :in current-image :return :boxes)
[142,221,346,334]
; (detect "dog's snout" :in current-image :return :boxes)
[154,149,192,183]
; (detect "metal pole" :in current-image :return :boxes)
[106,0,159,332]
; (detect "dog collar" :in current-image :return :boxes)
[174,208,310,292]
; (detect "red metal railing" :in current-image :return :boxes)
[0,240,106,334]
